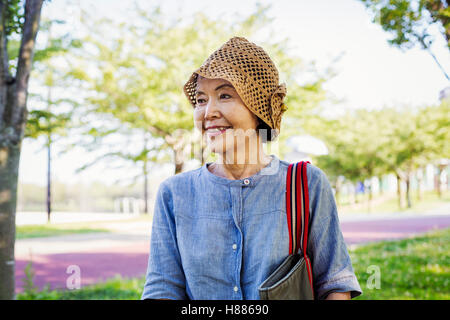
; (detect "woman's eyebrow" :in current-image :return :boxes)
[196,84,234,96]
[215,84,234,91]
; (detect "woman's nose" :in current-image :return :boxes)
[204,99,220,120]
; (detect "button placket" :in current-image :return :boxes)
[229,185,243,299]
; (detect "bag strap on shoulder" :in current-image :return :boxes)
[286,160,314,295]
[286,161,311,256]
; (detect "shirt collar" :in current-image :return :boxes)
[201,154,280,186]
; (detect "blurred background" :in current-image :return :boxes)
[2,0,449,299]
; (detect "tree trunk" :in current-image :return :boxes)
[165,133,185,175]
[143,160,148,214]
[405,172,412,208]
[349,182,356,205]
[334,179,341,206]
[46,65,52,223]
[396,173,402,210]
[201,143,205,166]
[354,182,359,204]
[175,160,183,174]
[0,144,21,299]
[435,166,441,198]
[46,133,51,222]
[367,179,373,213]
[0,0,44,299]
[416,167,423,202]
[174,147,184,174]
[379,176,384,196]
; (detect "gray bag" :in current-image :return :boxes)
[258,161,314,300]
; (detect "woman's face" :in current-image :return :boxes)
[193,77,260,157]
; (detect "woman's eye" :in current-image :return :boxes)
[220,94,231,99]
[196,98,206,104]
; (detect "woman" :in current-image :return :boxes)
[141,37,362,300]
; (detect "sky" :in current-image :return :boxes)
[19,0,450,187]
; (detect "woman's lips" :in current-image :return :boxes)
[206,127,232,137]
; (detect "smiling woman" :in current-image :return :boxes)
[141,37,362,300]
[185,37,289,178]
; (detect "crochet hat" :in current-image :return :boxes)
[183,36,287,134]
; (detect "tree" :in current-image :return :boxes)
[24,17,80,222]
[0,0,45,300]
[311,103,450,210]
[359,0,450,80]
[73,128,170,214]
[430,100,450,197]
[380,103,449,208]
[310,109,388,211]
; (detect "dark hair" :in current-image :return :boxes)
[256,118,275,143]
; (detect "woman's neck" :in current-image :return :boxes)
[209,150,272,180]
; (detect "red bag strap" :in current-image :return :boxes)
[286,161,310,255]
[286,161,314,292]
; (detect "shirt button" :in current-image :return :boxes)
[234,286,238,292]
[232,244,237,250]
[243,179,250,185]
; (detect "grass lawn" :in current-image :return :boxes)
[351,227,450,300]
[16,228,449,300]
[16,214,153,239]
[16,224,110,239]
[17,275,145,300]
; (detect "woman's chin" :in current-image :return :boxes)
[207,143,229,155]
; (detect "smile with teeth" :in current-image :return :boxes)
[206,126,233,137]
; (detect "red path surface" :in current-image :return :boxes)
[341,215,450,244]
[15,214,450,294]
[15,243,150,293]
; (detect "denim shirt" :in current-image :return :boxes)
[141,154,362,300]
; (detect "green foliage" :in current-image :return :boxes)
[308,101,449,191]
[25,109,72,140]
[309,108,389,184]
[3,0,25,37]
[22,261,36,294]
[351,228,450,300]
[382,101,450,175]
[18,259,61,300]
[4,2,59,70]
[359,0,449,79]
[359,0,450,50]
[6,38,20,67]
[33,37,81,62]
[24,17,82,142]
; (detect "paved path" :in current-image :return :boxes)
[341,214,450,245]
[15,242,150,293]
[14,207,450,294]
[16,211,141,225]
[15,219,153,293]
